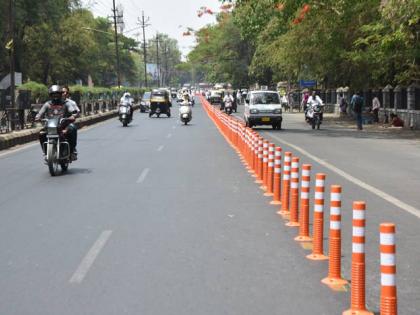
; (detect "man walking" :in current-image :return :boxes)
[351,91,364,130]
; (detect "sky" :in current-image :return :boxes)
[82,0,222,59]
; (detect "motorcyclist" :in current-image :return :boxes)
[223,91,234,112]
[306,91,324,121]
[120,92,134,120]
[35,85,79,160]
[62,85,81,117]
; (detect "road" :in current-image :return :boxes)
[0,98,418,314]
[232,102,420,314]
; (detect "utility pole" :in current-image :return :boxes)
[155,32,160,88]
[163,42,169,87]
[138,11,150,88]
[112,0,122,87]
[8,0,15,130]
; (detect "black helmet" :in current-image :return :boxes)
[48,85,63,104]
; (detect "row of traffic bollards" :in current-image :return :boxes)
[200,96,397,315]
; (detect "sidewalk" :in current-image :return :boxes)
[320,113,420,141]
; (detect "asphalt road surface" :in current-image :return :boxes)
[0,98,418,314]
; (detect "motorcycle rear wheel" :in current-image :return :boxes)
[47,144,60,176]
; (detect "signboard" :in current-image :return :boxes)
[299,80,317,88]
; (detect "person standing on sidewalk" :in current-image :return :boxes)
[351,91,364,130]
[372,94,380,123]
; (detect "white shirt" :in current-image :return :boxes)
[372,97,380,110]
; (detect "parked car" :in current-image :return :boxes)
[244,90,283,130]
[140,91,151,113]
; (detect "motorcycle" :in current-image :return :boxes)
[305,103,323,129]
[225,99,233,115]
[42,117,74,176]
[119,102,132,127]
[179,101,192,125]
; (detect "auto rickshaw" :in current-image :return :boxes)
[149,89,171,118]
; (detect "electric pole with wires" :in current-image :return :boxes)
[111,0,123,87]
[138,11,150,88]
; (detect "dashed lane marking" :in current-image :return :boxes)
[263,132,420,220]
[136,168,150,184]
[69,230,113,284]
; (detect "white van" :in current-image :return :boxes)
[244,90,283,130]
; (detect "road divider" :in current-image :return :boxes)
[199,95,400,314]
[295,164,312,242]
[322,185,348,287]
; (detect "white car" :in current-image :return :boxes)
[244,90,283,130]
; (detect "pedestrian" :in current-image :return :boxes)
[389,113,404,127]
[339,92,348,116]
[372,94,380,123]
[351,91,364,130]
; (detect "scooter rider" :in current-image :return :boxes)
[306,90,324,121]
[120,92,134,120]
[223,91,234,107]
[35,85,79,160]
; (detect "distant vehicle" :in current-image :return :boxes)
[209,90,222,105]
[149,89,171,118]
[140,91,151,113]
[244,90,283,130]
[171,88,177,99]
[119,101,132,127]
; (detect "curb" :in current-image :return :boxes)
[0,108,126,151]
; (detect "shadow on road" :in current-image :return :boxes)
[66,168,93,175]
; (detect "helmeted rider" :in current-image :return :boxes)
[223,90,234,105]
[35,85,79,160]
[120,92,134,120]
[306,91,324,121]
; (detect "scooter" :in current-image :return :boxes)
[305,103,323,129]
[119,102,132,127]
[179,101,192,125]
[225,99,233,115]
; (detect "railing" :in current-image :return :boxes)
[0,98,120,133]
[285,83,420,128]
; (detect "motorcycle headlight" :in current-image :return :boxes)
[250,109,259,114]
[273,108,282,114]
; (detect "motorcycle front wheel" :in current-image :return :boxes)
[47,144,60,176]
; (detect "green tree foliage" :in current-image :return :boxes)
[187,0,419,88]
[0,1,182,88]
[187,13,253,87]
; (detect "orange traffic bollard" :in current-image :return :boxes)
[264,143,275,196]
[286,157,300,226]
[278,152,292,216]
[270,147,282,205]
[307,173,328,260]
[343,201,373,315]
[322,185,348,286]
[251,132,259,177]
[260,140,269,190]
[295,164,312,241]
[255,137,264,183]
[380,223,397,315]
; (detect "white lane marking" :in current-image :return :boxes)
[264,133,420,219]
[136,168,150,184]
[167,133,172,138]
[69,230,112,284]
[157,145,164,152]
